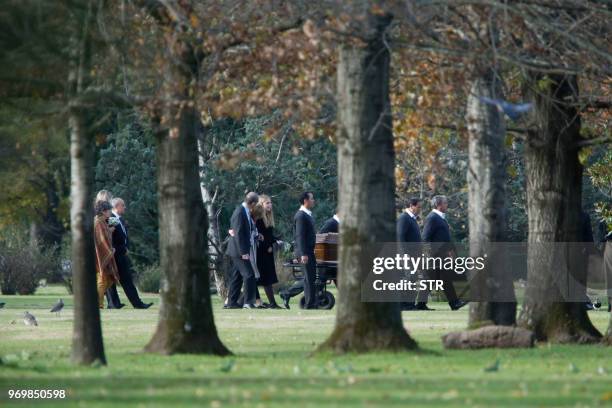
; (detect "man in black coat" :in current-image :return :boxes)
[105,198,152,309]
[320,211,339,234]
[295,192,317,309]
[226,192,260,309]
[396,198,422,310]
[418,195,467,311]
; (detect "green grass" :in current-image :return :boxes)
[0,286,611,407]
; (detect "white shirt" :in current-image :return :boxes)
[299,205,312,217]
[112,211,127,234]
[333,214,340,223]
[242,202,254,231]
[112,210,127,245]
[432,209,446,220]
[405,209,417,219]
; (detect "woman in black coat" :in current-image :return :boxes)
[255,194,282,308]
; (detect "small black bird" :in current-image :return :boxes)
[50,299,64,316]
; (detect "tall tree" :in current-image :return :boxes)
[69,0,107,365]
[464,9,516,327]
[517,73,601,343]
[141,1,229,355]
[319,6,417,353]
[466,67,517,327]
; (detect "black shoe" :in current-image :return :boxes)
[267,303,283,309]
[450,300,468,311]
[585,301,595,311]
[107,303,126,309]
[223,304,241,309]
[134,302,153,309]
[281,296,290,309]
[415,303,434,311]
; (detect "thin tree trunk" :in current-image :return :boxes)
[69,1,106,366]
[518,74,601,343]
[466,69,516,327]
[70,108,106,365]
[605,314,612,345]
[144,18,229,355]
[197,140,227,299]
[318,12,417,353]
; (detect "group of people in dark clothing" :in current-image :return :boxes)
[224,192,284,309]
[224,191,333,310]
[223,190,612,312]
[397,195,468,311]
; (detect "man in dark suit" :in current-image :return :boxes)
[105,198,152,309]
[396,198,422,310]
[295,192,317,309]
[418,195,467,311]
[320,210,339,234]
[226,192,260,309]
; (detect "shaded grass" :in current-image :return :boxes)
[0,286,611,407]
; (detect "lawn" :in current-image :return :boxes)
[0,286,611,407]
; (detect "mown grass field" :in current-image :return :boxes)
[0,285,611,407]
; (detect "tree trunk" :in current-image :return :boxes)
[318,12,417,353]
[144,24,229,355]
[69,1,106,366]
[466,69,516,327]
[197,140,227,299]
[517,74,601,343]
[70,108,106,365]
[605,315,612,346]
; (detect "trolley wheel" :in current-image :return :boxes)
[299,292,336,310]
[318,291,335,310]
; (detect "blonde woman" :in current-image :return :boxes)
[255,195,282,308]
[95,190,113,206]
[93,201,120,308]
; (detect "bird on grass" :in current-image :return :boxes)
[478,96,533,121]
[50,299,64,316]
[23,311,38,326]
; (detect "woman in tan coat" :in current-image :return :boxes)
[93,201,120,308]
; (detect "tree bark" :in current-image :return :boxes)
[518,74,601,343]
[605,315,612,346]
[318,12,417,353]
[466,69,516,327]
[144,11,229,355]
[69,1,106,366]
[70,107,106,365]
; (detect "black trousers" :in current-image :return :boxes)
[302,254,317,308]
[228,257,257,306]
[105,253,144,308]
[417,268,458,304]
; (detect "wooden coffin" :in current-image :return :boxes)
[315,233,338,262]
